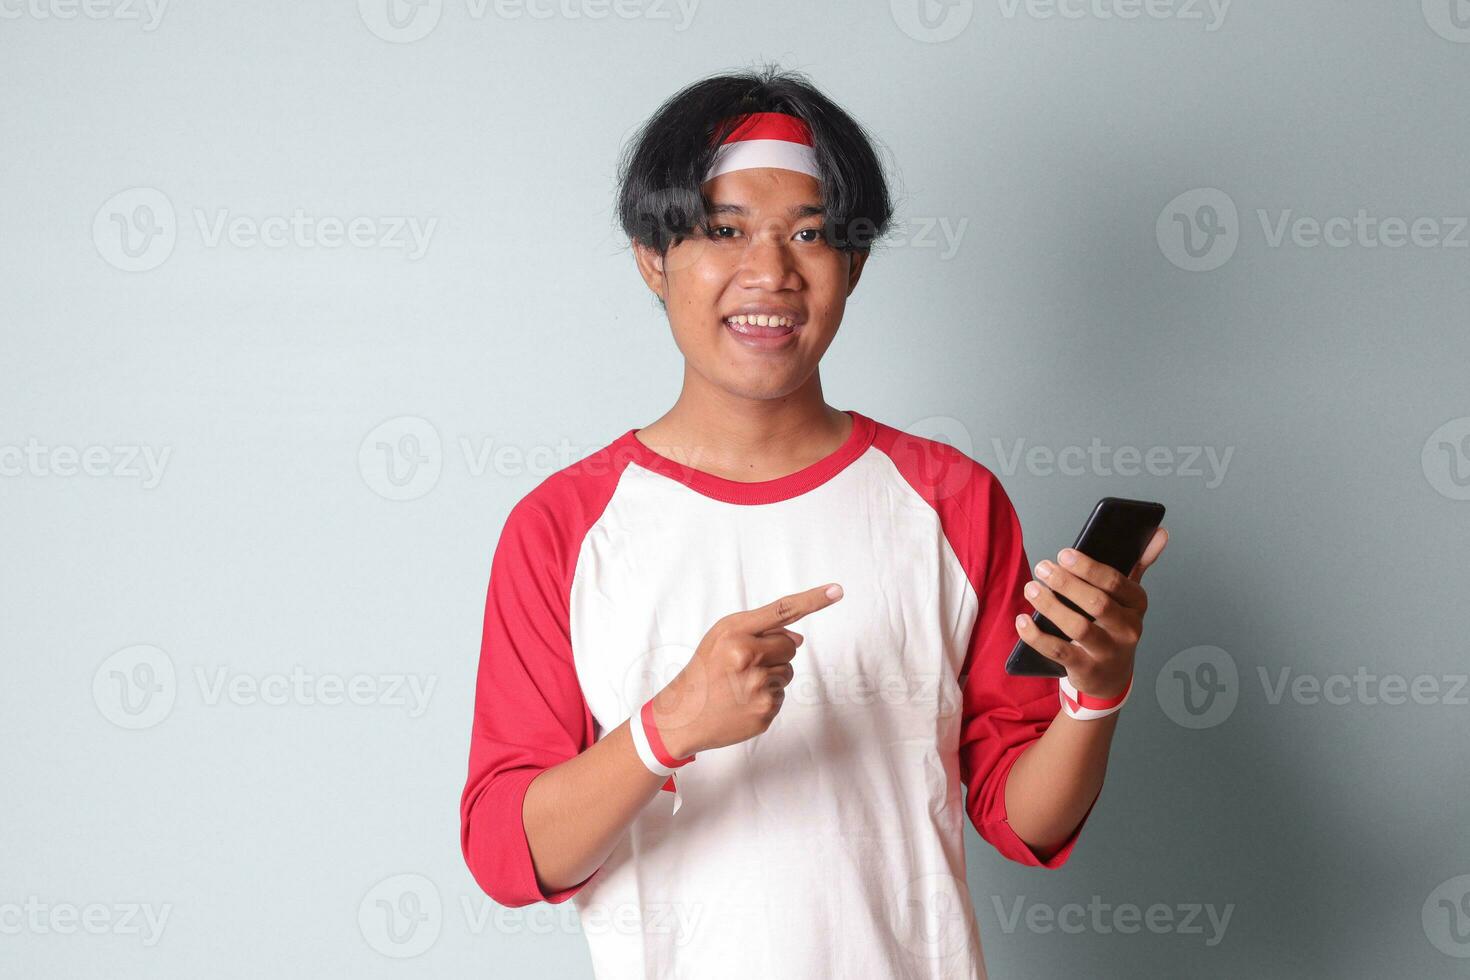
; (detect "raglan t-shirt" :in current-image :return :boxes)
[459,409,1096,980]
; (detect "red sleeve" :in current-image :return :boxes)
[957,472,1096,869]
[459,495,601,907]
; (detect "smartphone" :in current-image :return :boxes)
[1003,497,1166,677]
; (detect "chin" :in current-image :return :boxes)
[720,374,807,402]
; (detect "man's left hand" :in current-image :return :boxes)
[1014,527,1169,699]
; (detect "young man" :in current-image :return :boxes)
[460,67,1168,979]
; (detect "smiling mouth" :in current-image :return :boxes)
[717,314,799,348]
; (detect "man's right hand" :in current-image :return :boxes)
[650,583,845,759]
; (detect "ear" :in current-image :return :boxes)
[845,249,869,296]
[632,241,667,301]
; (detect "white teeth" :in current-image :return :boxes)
[725,314,794,328]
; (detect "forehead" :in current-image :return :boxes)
[701,167,823,214]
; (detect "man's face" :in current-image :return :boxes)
[635,167,867,401]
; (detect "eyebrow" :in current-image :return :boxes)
[707,202,826,219]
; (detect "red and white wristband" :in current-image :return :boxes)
[632,698,695,814]
[632,697,695,774]
[1059,674,1133,721]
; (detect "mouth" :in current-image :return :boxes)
[721,310,804,351]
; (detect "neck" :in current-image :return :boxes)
[637,368,850,481]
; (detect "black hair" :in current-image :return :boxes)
[615,64,895,257]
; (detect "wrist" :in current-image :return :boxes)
[1059,673,1132,721]
[647,692,701,762]
[654,719,697,762]
[1079,675,1131,701]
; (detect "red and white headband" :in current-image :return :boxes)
[703,111,821,183]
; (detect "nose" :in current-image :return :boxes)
[735,225,801,291]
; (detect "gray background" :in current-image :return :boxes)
[4,1,1469,977]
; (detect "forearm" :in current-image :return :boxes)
[521,719,668,893]
[1002,709,1119,859]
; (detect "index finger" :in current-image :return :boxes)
[737,584,844,634]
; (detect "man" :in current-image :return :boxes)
[460,66,1167,979]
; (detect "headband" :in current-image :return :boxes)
[703,111,821,183]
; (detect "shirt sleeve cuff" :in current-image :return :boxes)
[470,767,600,906]
[982,743,1098,870]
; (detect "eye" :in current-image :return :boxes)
[794,227,824,243]
[707,224,741,240]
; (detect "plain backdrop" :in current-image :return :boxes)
[4,1,1470,977]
